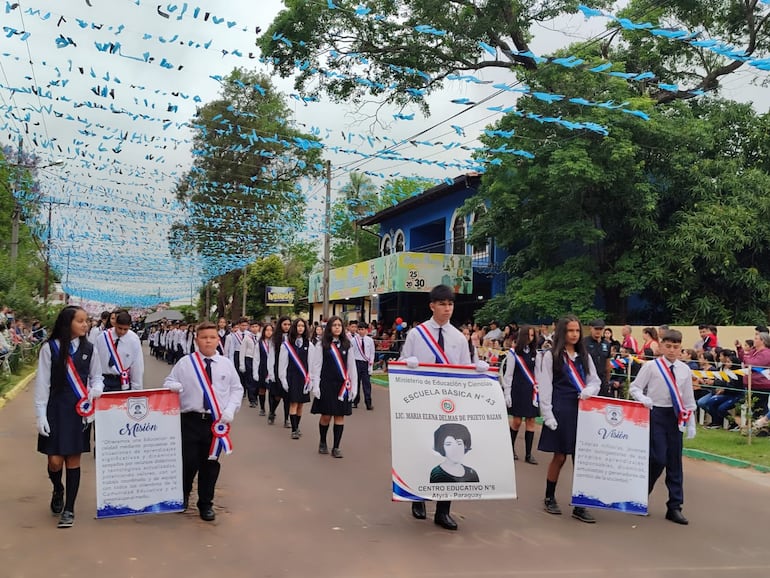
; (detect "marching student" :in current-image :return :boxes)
[536,315,600,523]
[163,321,243,522]
[351,321,375,410]
[216,316,230,356]
[399,284,488,531]
[253,323,274,416]
[309,316,357,458]
[95,310,144,392]
[239,321,261,408]
[35,306,104,528]
[87,310,110,344]
[181,322,196,356]
[279,318,311,439]
[630,329,696,525]
[501,325,540,464]
[225,318,250,392]
[268,316,292,427]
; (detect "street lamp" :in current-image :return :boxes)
[8,158,64,263]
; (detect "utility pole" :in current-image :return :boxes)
[42,198,69,308]
[322,160,331,321]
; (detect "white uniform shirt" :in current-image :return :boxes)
[87,324,104,344]
[399,318,471,365]
[534,349,601,423]
[94,328,144,390]
[630,357,696,410]
[225,331,246,362]
[238,332,258,372]
[163,352,243,415]
[308,340,358,399]
[34,337,104,418]
[351,334,375,374]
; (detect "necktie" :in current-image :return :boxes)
[436,327,444,363]
[108,337,120,368]
[203,358,213,412]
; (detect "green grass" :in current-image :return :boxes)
[684,427,770,468]
[0,360,36,397]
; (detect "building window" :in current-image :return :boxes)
[471,207,490,261]
[394,230,405,253]
[452,214,465,255]
[381,235,392,256]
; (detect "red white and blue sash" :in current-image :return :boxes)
[103,330,130,388]
[50,340,93,417]
[330,342,351,401]
[355,335,371,363]
[510,349,539,406]
[189,353,233,459]
[564,353,587,395]
[233,331,244,344]
[655,358,692,431]
[283,341,310,387]
[415,323,449,364]
[260,340,270,359]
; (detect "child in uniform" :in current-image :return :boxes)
[279,318,311,439]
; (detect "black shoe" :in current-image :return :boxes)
[199,507,216,522]
[353,403,359,409]
[258,409,266,416]
[366,404,373,410]
[525,455,538,465]
[50,489,64,515]
[318,442,329,454]
[572,507,596,523]
[665,509,689,525]
[544,497,562,515]
[434,512,458,531]
[268,414,275,425]
[331,448,343,458]
[57,510,74,528]
[411,502,426,519]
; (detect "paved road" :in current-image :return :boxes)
[2,346,769,577]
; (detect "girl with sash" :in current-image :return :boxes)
[34,306,104,528]
[268,316,292,427]
[535,314,600,523]
[279,318,311,439]
[252,322,274,416]
[308,316,358,458]
[630,329,696,525]
[501,325,540,465]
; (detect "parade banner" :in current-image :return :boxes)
[572,397,649,515]
[94,389,184,518]
[389,361,516,501]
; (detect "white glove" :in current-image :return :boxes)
[37,415,50,437]
[686,421,696,439]
[475,359,490,372]
[166,381,183,393]
[220,410,234,424]
[88,387,103,401]
[544,417,558,431]
[281,380,289,393]
[504,392,512,408]
[579,389,593,400]
[312,385,321,399]
[638,395,653,409]
[405,356,419,369]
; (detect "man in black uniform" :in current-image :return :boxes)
[584,319,612,397]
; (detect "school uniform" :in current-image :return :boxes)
[225,330,249,390]
[35,338,104,456]
[309,340,358,416]
[87,324,105,345]
[351,333,375,409]
[399,318,471,528]
[252,338,274,414]
[536,350,600,455]
[502,347,540,418]
[164,352,242,516]
[268,334,290,425]
[239,332,259,405]
[94,328,144,392]
[630,357,696,517]
[279,337,311,404]
[217,328,230,356]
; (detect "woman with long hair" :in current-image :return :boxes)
[268,316,292,426]
[536,315,600,523]
[308,316,358,458]
[279,318,311,439]
[35,306,104,528]
[501,325,540,464]
[253,322,274,416]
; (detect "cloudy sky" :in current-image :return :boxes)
[0,0,766,306]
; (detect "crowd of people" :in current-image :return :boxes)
[0,306,47,360]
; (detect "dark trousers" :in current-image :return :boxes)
[436,500,451,517]
[243,358,257,403]
[181,413,221,509]
[354,360,372,406]
[102,374,123,393]
[649,407,684,511]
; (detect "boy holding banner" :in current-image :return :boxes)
[630,329,696,525]
[95,310,144,392]
[400,284,488,531]
[164,321,243,522]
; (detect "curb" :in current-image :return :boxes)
[683,448,770,474]
[0,370,36,410]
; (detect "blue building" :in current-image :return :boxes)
[309,173,508,327]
